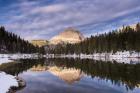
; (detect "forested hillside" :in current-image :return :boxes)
[0,26,45,54]
[48,23,140,54]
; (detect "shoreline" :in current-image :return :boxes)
[45,51,140,64]
[0,54,43,60]
[8,76,26,93]
[0,72,25,93]
[0,51,140,64]
[46,51,140,58]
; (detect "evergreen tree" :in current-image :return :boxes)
[0,26,45,54]
[48,23,140,54]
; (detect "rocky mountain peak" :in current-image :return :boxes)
[50,27,85,45]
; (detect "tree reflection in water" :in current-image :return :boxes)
[0,58,140,91]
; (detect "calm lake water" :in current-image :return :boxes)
[0,58,140,93]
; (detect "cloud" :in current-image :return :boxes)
[0,0,140,40]
[31,4,66,14]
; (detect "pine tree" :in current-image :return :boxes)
[48,23,140,54]
[0,26,45,54]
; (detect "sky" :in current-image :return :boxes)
[0,0,140,40]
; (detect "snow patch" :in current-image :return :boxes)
[0,72,18,93]
[0,54,40,60]
[0,58,13,65]
[46,51,140,64]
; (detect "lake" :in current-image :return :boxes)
[0,58,140,93]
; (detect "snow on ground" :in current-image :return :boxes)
[0,54,40,60]
[0,72,18,93]
[47,51,140,64]
[0,58,13,65]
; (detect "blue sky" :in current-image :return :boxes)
[0,0,140,40]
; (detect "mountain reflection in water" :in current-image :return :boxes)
[0,58,140,93]
[30,64,83,84]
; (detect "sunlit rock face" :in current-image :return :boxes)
[48,66,83,84]
[50,27,85,45]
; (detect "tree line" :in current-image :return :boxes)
[0,26,45,54]
[47,23,140,54]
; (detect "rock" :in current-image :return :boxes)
[50,27,85,45]
[8,77,26,93]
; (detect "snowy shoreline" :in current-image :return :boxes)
[0,72,18,93]
[46,51,140,64]
[0,53,43,60]
[0,54,27,93]
[0,72,26,93]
